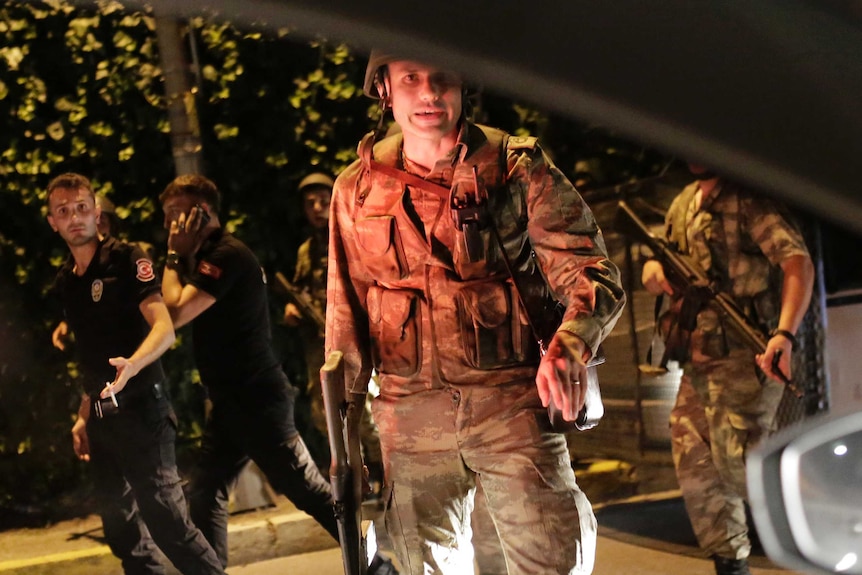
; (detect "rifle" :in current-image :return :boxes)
[321,351,368,575]
[615,199,802,397]
[273,271,326,334]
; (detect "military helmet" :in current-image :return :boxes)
[363,49,399,98]
[363,49,475,103]
[95,194,116,214]
[94,194,121,237]
[298,172,334,193]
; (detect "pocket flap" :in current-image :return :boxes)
[356,216,395,256]
[381,289,413,328]
[460,282,509,329]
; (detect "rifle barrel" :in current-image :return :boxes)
[274,271,326,331]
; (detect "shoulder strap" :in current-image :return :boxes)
[355,130,452,205]
[370,158,451,199]
[667,183,698,254]
[471,124,537,190]
[355,124,536,206]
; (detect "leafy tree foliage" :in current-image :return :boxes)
[0,0,175,522]
[0,0,666,524]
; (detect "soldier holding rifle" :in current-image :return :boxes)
[639,164,814,575]
[281,173,384,485]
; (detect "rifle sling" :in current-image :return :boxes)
[368,159,452,199]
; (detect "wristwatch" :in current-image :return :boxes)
[770,328,797,349]
[165,250,183,271]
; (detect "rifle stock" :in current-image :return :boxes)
[274,271,326,333]
[616,200,802,397]
[321,351,367,575]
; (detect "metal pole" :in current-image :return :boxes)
[154,16,203,176]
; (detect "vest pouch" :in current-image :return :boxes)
[510,282,540,364]
[452,225,493,281]
[691,307,730,362]
[367,286,420,377]
[457,282,534,369]
[356,216,408,282]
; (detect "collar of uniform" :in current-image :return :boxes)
[458,121,494,164]
[97,235,117,263]
[198,226,225,255]
[412,121,478,185]
[68,235,114,278]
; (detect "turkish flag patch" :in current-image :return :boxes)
[136,258,156,282]
[198,260,222,279]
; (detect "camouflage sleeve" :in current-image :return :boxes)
[742,193,810,266]
[663,182,698,247]
[292,238,312,286]
[515,145,626,357]
[324,161,375,394]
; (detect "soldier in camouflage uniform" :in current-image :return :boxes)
[641,164,815,575]
[325,51,625,575]
[283,172,384,484]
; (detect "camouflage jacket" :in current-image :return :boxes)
[292,229,329,320]
[326,122,625,395]
[664,180,809,359]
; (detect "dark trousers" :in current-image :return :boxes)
[88,395,224,575]
[188,376,338,568]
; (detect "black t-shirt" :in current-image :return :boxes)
[187,229,281,390]
[55,237,166,396]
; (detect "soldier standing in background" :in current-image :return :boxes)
[282,172,384,489]
[641,164,815,575]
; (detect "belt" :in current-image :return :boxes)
[91,382,165,418]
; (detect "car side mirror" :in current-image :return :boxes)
[748,409,862,574]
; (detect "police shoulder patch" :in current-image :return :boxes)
[136,258,155,282]
[198,260,222,279]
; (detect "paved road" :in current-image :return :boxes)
[229,532,804,575]
[228,491,805,575]
[0,459,806,575]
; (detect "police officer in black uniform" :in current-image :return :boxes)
[159,174,397,574]
[47,173,224,575]
[157,175,338,567]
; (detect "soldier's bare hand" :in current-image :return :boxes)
[536,331,589,421]
[757,334,793,382]
[283,302,302,326]
[642,259,673,296]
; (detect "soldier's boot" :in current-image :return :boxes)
[712,555,751,575]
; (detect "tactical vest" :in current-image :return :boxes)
[346,124,564,384]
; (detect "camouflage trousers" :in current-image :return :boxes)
[471,479,508,575]
[670,347,784,559]
[373,381,596,575]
